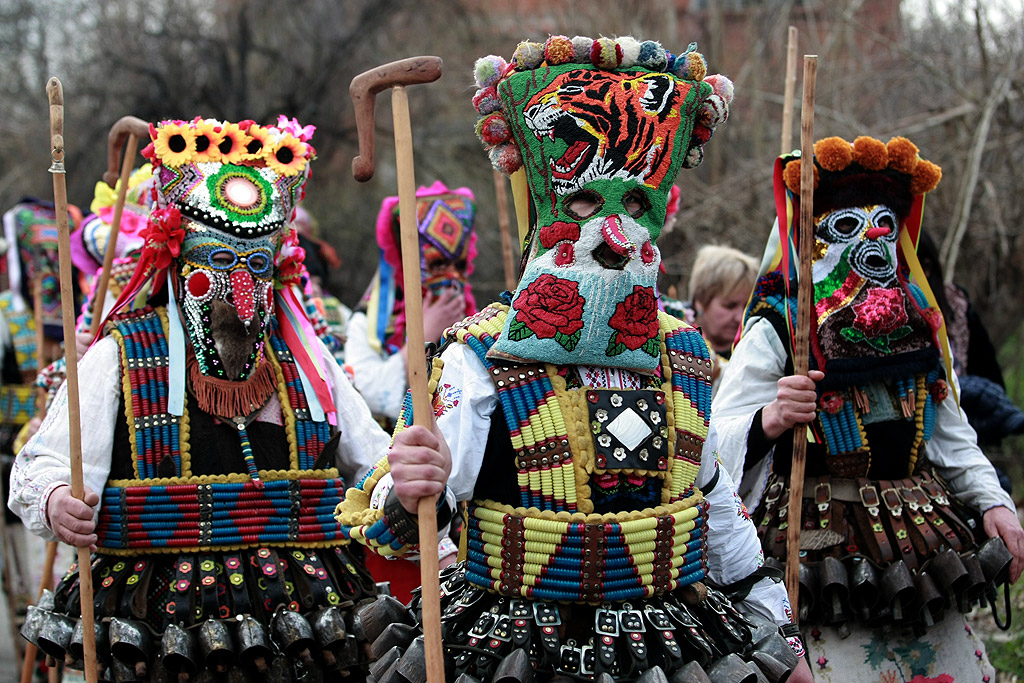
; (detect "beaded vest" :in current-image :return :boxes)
[450,303,711,603]
[96,306,345,554]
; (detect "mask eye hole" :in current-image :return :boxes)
[833,216,859,235]
[875,210,898,236]
[246,253,270,273]
[209,249,238,270]
[563,190,603,220]
[622,189,650,218]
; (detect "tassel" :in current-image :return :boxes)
[853,386,870,414]
[234,421,262,487]
[188,354,276,419]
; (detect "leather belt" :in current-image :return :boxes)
[896,479,943,555]
[857,479,894,565]
[879,480,917,571]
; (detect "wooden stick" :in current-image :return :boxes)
[493,169,517,292]
[785,55,817,622]
[90,118,147,336]
[20,542,58,683]
[781,26,798,156]
[350,57,445,683]
[46,76,98,683]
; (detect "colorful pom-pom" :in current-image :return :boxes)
[677,51,707,81]
[544,35,575,65]
[814,137,854,172]
[617,36,641,68]
[474,55,507,88]
[704,74,734,104]
[782,158,820,193]
[514,41,545,70]
[699,94,729,128]
[682,146,703,169]
[637,41,667,71]
[476,113,511,146]
[590,38,622,69]
[571,36,593,63]
[691,125,713,146]
[909,159,942,195]
[886,137,919,175]
[851,136,888,170]
[489,143,523,176]
[472,86,502,115]
[664,52,677,73]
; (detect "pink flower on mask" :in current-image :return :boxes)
[276,116,316,142]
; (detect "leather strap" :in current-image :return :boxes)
[857,479,894,565]
[919,472,974,549]
[896,479,943,555]
[879,480,917,571]
[815,476,833,531]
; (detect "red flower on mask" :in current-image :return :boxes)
[512,273,585,339]
[607,285,660,356]
[852,287,908,338]
[275,226,306,287]
[140,207,184,270]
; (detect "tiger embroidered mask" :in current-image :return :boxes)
[472,36,733,371]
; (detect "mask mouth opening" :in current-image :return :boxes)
[592,242,630,270]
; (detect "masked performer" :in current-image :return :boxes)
[9,117,390,680]
[344,181,478,428]
[712,135,1024,682]
[339,36,812,683]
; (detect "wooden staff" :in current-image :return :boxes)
[493,169,517,292]
[781,26,798,155]
[785,55,817,621]
[350,56,446,683]
[46,76,98,683]
[89,116,149,336]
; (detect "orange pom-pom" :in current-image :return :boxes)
[852,136,888,171]
[886,137,919,174]
[909,159,942,195]
[814,137,853,172]
[544,36,575,65]
[783,159,818,194]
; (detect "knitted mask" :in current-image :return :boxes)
[472,36,733,371]
[72,164,154,276]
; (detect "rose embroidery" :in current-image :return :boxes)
[840,287,912,353]
[606,285,660,358]
[140,206,184,270]
[507,273,585,352]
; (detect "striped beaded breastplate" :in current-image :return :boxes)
[449,303,712,602]
[96,306,344,554]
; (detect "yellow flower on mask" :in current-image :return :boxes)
[266,134,308,177]
[217,122,247,163]
[192,120,224,162]
[153,122,197,167]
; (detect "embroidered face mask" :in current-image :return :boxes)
[472,37,733,371]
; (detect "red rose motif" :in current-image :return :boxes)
[609,285,659,350]
[140,207,184,270]
[513,273,585,339]
[930,378,948,403]
[819,391,844,415]
[852,287,908,338]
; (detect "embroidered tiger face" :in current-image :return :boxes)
[523,69,690,194]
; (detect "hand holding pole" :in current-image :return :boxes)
[350,56,446,683]
[46,76,99,683]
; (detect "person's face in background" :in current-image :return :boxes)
[695,280,751,353]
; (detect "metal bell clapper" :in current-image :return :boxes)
[108,617,152,679]
[271,608,317,667]
[235,614,272,674]
[160,622,198,680]
[198,618,235,673]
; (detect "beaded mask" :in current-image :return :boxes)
[472,36,733,371]
[136,117,314,380]
[743,135,946,389]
